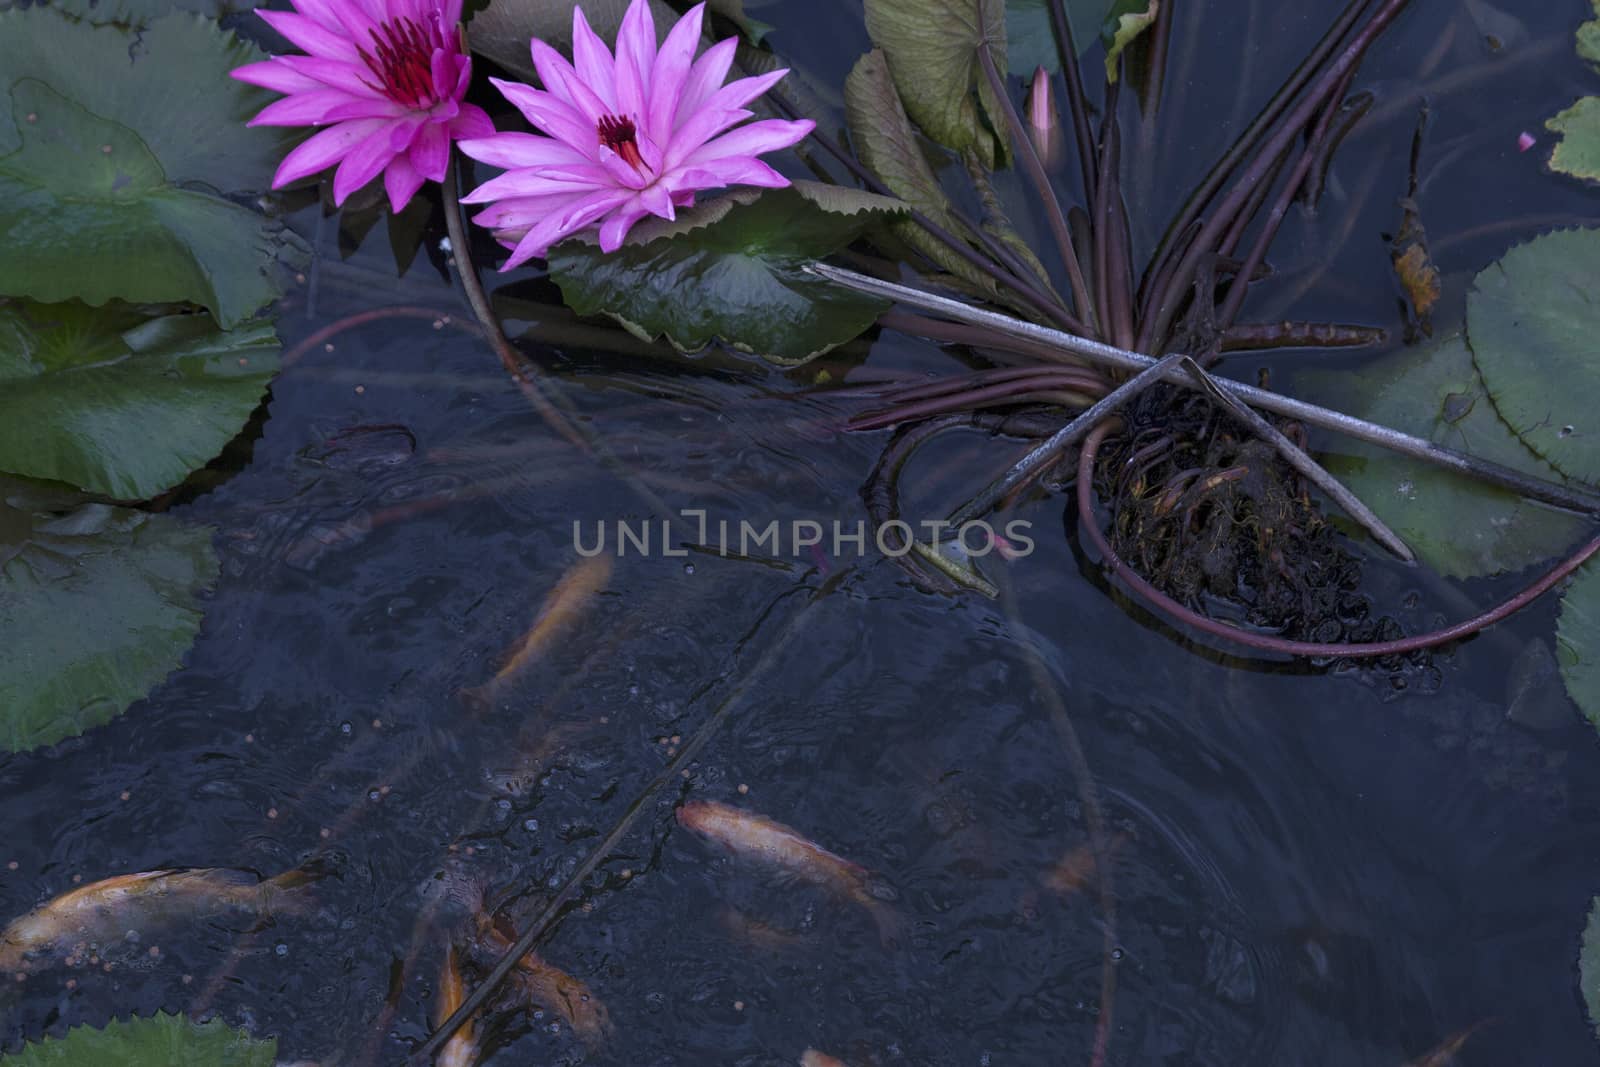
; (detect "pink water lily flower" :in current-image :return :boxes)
[231,0,494,211]
[457,0,815,268]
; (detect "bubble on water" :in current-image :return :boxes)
[683,563,695,575]
[523,818,539,832]
[339,721,352,736]
[274,943,289,957]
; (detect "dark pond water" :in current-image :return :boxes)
[5,1,1600,1065]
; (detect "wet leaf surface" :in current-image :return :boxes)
[547,183,903,363]
[0,1013,274,1065]
[0,300,280,499]
[0,9,302,327]
[1467,228,1600,484]
[1558,560,1600,732]
[1308,334,1584,579]
[0,483,218,753]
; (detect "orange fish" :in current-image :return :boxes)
[1403,1021,1488,1067]
[0,867,316,974]
[436,946,478,1067]
[491,554,612,686]
[480,925,611,1043]
[1042,833,1127,896]
[801,1052,850,1067]
[677,801,901,945]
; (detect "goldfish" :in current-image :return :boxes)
[1403,1021,1488,1067]
[0,866,316,975]
[677,801,901,945]
[801,1051,850,1067]
[489,554,613,688]
[472,924,611,1043]
[1042,833,1127,896]
[436,946,478,1067]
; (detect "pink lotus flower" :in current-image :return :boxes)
[231,0,494,211]
[457,0,815,268]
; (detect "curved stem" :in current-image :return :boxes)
[1076,422,1600,659]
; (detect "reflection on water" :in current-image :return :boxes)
[5,1,1600,1065]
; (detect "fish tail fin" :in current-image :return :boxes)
[262,854,339,904]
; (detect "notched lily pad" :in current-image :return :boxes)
[547,181,906,363]
[0,1012,275,1066]
[1309,333,1584,579]
[1557,560,1600,733]
[0,8,304,327]
[0,481,219,754]
[1466,228,1600,484]
[0,299,280,500]
[1547,0,1600,182]
[1581,896,1600,1040]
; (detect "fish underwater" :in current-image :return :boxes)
[677,800,902,945]
[436,946,479,1067]
[0,866,317,975]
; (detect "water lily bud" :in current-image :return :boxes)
[1026,66,1062,170]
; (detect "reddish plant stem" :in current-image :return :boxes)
[1146,0,1411,350]
[1076,422,1600,659]
[281,305,473,368]
[974,16,1099,334]
[851,375,1101,430]
[874,364,1107,404]
[1045,0,1100,204]
[1138,0,1375,332]
[1221,321,1387,350]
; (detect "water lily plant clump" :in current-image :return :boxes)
[231,0,493,211]
[458,0,815,267]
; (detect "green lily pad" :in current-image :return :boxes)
[1307,333,1584,579]
[1581,896,1600,1039]
[1546,1,1600,182]
[0,483,219,753]
[1558,559,1600,732]
[0,8,303,327]
[708,0,774,44]
[0,1013,274,1066]
[547,181,905,363]
[862,0,1008,166]
[0,300,280,500]
[1467,228,1600,484]
[16,0,256,26]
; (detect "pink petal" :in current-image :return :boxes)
[257,9,360,61]
[532,38,611,124]
[457,131,589,170]
[430,45,455,102]
[248,88,385,127]
[384,153,427,212]
[597,145,649,190]
[471,190,592,232]
[386,112,428,152]
[408,120,451,181]
[502,188,633,268]
[491,78,598,158]
[677,155,788,190]
[323,94,409,122]
[598,203,651,252]
[287,0,347,32]
[612,0,656,119]
[570,6,618,111]
[463,167,599,203]
[449,104,497,142]
[663,107,751,168]
[644,1,703,145]
[276,54,387,96]
[701,67,788,116]
[639,182,674,220]
[684,118,813,166]
[273,117,390,187]
[674,37,736,125]
[440,0,463,28]
[232,58,326,94]
[333,126,399,203]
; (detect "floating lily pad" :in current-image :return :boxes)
[1308,334,1583,579]
[1557,560,1600,732]
[0,483,219,753]
[0,300,280,500]
[27,0,255,26]
[0,8,302,327]
[1467,228,1600,484]
[1581,896,1600,1039]
[1103,0,1157,82]
[863,0,1008,166]
[1548,0,1600,182]
[548,182,904,363]
[0,1013,274,1066]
